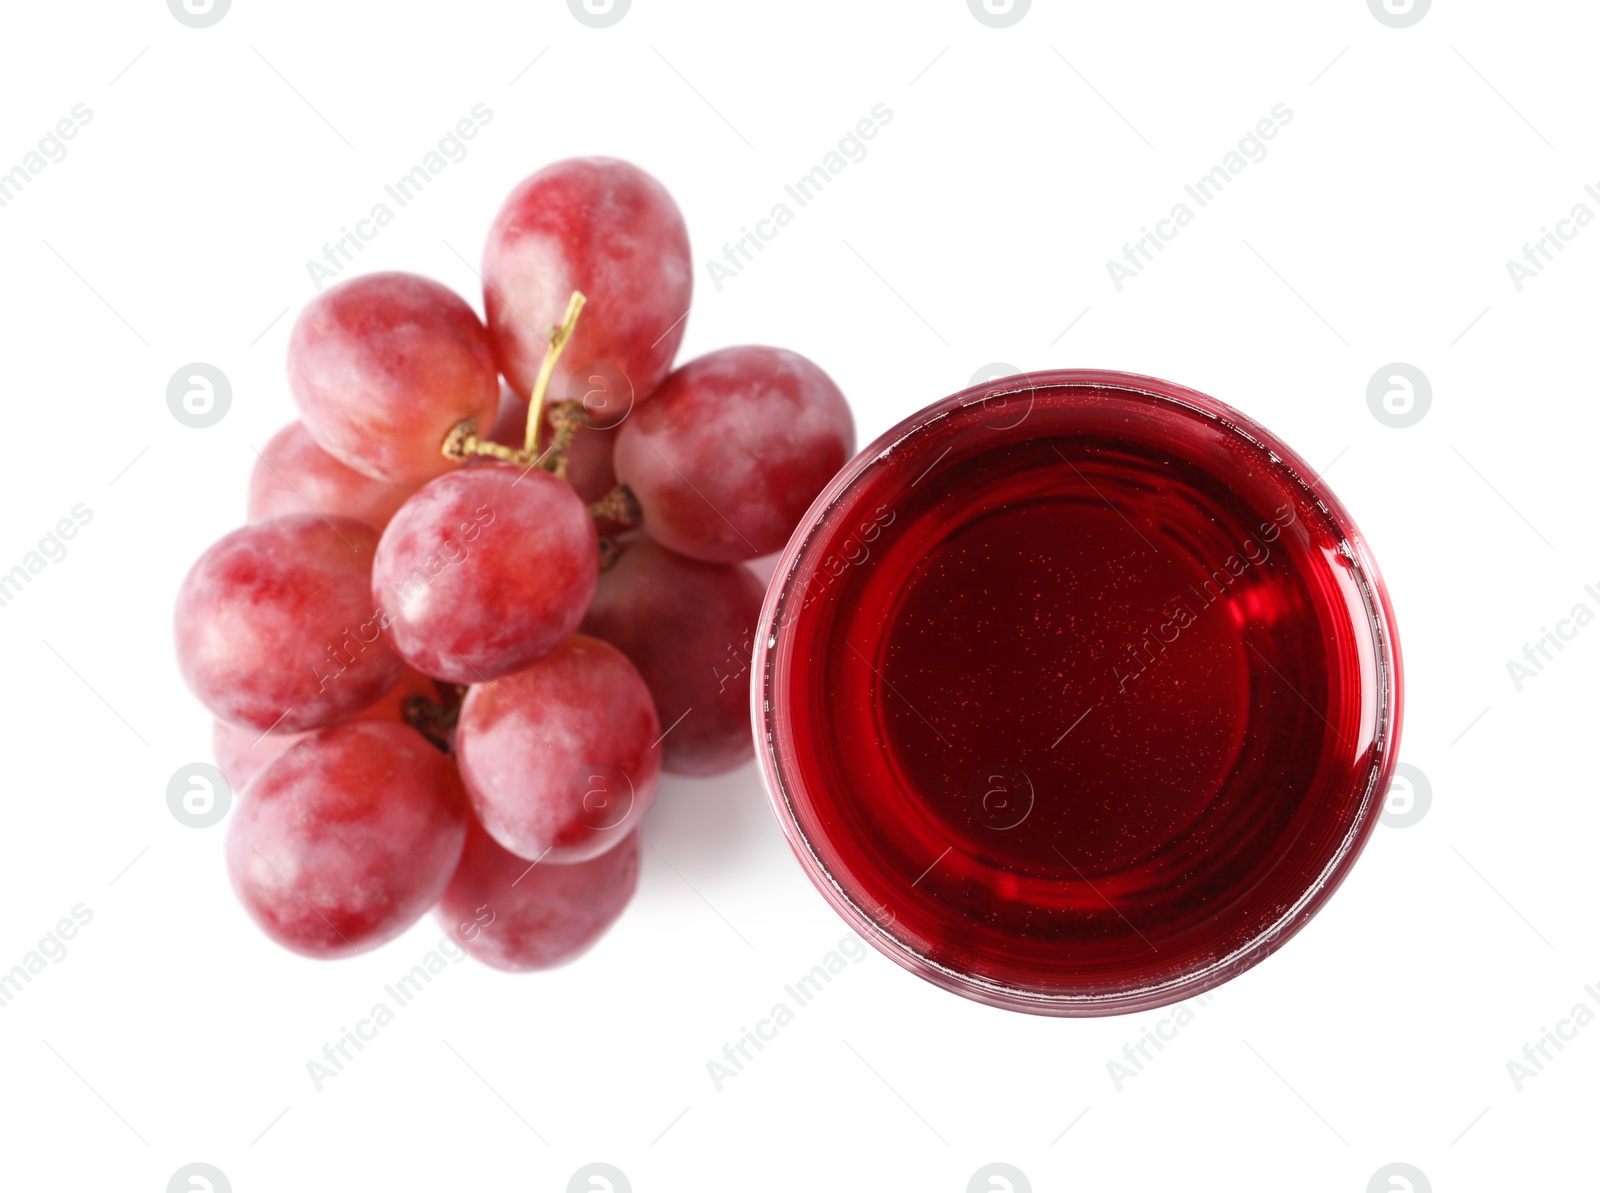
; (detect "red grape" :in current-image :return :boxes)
[482,157,691,407]
[581,536,764,776]
[485,382,530,450]
[248,421,420,530]
[613,346,855,562]
[288,272,500,484]
[456,635,660,863]
[552,420,621,507]
[435,816,639,971]
[212,668,444,791]
[227,722,468,958]
[176,515,405,732]
[372,463,597,683]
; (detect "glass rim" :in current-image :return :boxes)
[752,368,1403,1017]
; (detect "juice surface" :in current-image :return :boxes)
[762,378,1395,1009]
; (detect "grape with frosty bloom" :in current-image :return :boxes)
[227,722,468,958]
[435,816,640,972]
[175,514,405,733]
[176,154,858,978]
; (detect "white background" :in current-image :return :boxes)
[0,1,1594,1190]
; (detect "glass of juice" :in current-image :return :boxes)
[753,370,1402,1016]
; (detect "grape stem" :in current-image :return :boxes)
[441,289,588,474]
[525,290,586,454]
[403,693,462,755]
[588,483,642,528]
[543,401,586,482]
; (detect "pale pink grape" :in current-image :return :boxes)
[372,464,597,683]
[613,346,855,562]
[212,668,445,791]
[288,271,500,483]
[227,722,468,958]
[482,157,691,406]
[456,635,660,863]
[581,536,764,776]
[435,816,639,971]
[248,421,420,530]
[175,515,405,732]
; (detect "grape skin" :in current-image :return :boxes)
[175,514,406,733]
[613,346,855,562]
[289,271,500,484]
[179,155,869,976]
[248,421,420,530]
[212,668,444,791]
[227,722,468,958]
[372,463,598,683]
[484,383,531,450]
[456,635,661,863]
[434,816,639,971]
[582,535,764,776]
[482,157,691,408]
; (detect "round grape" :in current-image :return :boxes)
[613,346,854,562]
[288,271,500,484]
[482,157,691,407]
[582,536,764,776]
[456,635,660,863]
[434,816,639,971]
[484,382,530,451]
[176,515,405,732]
[372,463,597,683]
[227,722,467,958]
[248,421,420,530]
[212,668,445,791]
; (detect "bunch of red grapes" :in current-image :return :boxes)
[176,158,856,971]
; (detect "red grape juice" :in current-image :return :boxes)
[755,371,1401,1015]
